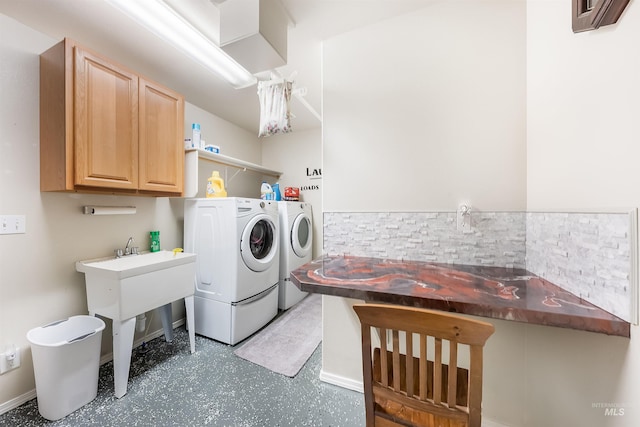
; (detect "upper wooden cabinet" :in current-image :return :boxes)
[40,38,184,196]
[73,45,139,190]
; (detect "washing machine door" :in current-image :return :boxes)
[241,214,278,272]
[291,212,312,258]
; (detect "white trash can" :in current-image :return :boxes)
[26,315,105,421]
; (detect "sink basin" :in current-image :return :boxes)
[76,250,196,279]
[76,250,197,320]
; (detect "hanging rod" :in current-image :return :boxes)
[264,70,322,123]
[186,148,282,177]
[259,77,286,86]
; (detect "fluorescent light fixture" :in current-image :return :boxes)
[106,0,257,89]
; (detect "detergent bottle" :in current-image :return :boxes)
[192,123,201,148]
[260,181,273,200]
[149,231,160,252]
[206,171,227,198]
[272,182,282,201]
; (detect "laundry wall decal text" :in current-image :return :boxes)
[301,167,321,191]
[306,168,322,179]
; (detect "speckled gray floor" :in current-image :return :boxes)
[0,326,364,426]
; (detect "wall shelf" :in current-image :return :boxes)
[186,148,282,177]
[184,148,282,197]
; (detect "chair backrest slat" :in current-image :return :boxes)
[419,334,427,401]
[448,340,458,409]
[380,327,388,387]
[468,345,484,427]
[392,330,401,391]
[433,337,442,405]
[406,332,414,397]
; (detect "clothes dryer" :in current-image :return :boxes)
[277,201,313,310]
[184,197,279,345]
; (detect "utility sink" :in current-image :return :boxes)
[76,250,196,279]
[76,250,197,398]
[76,250,197,320]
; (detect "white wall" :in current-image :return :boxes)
[185,103,262,165]
[527,0,640,210]
[323,0,527,213]
[186,102,267,198]
[525,0,640,426]
[0,14,263,411]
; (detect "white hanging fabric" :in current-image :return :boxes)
[257,78,293,137]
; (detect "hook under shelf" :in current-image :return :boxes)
[227,167,247,184]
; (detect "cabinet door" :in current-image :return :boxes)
[74,46,139,190]
[138,78,184,194]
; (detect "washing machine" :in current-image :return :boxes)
[278,201,313,310]
[184,197,280,345]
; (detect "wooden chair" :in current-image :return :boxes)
[353,304,495,427]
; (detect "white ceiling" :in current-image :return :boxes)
[0,0,432,135]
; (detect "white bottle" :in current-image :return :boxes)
[260,181,273,200]
[192,123,201,149]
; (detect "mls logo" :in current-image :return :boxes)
[604,407,625,416]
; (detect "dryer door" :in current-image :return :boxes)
[291,212,312,258]
[241,213,278,272]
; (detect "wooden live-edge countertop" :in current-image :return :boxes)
[290,256,630,338]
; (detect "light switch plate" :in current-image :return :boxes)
[0,215,26,235]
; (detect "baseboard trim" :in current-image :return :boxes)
[319,369,364,393]
[0,319,185,416]
[0,390,37,416]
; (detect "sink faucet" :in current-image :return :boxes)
[125,237,134,255]
[115,237,139,258]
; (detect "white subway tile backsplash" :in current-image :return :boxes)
[324,211,527,267]
[525,212,633,321]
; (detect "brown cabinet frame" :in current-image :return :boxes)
[40,38,184,196]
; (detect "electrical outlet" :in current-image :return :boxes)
[0,215,26,235]
[457,204,472,231]
[0,346,21,374]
